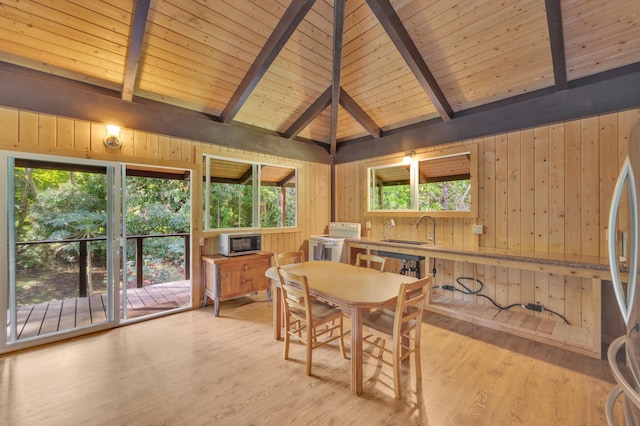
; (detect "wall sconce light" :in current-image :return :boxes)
[104,124,122,149]
[403,151,415,164]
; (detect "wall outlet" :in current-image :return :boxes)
[472,224,484,234]
[366,220,372,230]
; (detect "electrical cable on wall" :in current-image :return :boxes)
[435,277,570,325]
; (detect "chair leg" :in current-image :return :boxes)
[306,329,313,376]
[415,344,422,381]
[393,342,402,399]
[283,319,290,360]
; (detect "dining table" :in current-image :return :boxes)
[265,260,418,396]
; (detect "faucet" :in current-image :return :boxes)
[415,215,435,244]
[382,219,395,239]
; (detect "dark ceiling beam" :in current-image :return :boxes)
[334,62,640,163]
[238,166,254,185]
[367,0,453,121]
[283,87,332,139]
[545,0,568,91]
[278,170,297,186]
[3,59,640,167]
[126,169,190,180]
[339,88,381,138]
[14,159,107,175]
[121,0,151,102]
[0,61,331,164]
[221,0,315,123]
[15,158,191,180]
[330,0,346,156]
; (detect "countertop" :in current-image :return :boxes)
[348,237,613,274]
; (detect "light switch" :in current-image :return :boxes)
[472,225,484,234]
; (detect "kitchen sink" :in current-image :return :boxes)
[382,239,426,245]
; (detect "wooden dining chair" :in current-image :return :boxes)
[361,276,431,398]
[274,251,307,338]
[276,267,347,376]
[355,253,386,272]
[274,250,305,267]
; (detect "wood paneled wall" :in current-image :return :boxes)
[2,104,638,337]
[0,106,332,306]
[336,108,640,257]
[336,108,640,337]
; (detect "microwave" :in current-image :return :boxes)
[218,232,262,257]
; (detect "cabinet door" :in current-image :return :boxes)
[220,257,270,299]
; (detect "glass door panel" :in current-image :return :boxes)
[121,169,191,321]
[5,156,118,342]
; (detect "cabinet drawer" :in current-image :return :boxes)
[223,258,268,273]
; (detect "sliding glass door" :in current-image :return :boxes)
[3,154,120,344]
[1,153,193,349]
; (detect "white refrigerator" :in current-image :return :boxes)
[607,116,640,425]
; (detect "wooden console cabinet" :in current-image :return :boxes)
[202,252,273,316]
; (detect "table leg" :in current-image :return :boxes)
[350,306,363,396]
[273,281,282,340]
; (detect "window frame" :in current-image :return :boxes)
[366,145,478,218]
[203,154,298,232]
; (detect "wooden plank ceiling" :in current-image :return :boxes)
[0,0,639,161]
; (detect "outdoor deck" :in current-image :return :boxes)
[6,281,191,341]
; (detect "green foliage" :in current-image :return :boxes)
[14,167,190,273]
[208,182,296,229]
[13,168,70,239]
[418,180,471,211]
[260,186,296,228]
[371,179,471,211]
[208,182,253,228]
[125,176,190,267]
[17,170,108,269]
[126,176,190,235]
[381,184,412,210]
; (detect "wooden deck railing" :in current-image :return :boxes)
[16,233,190,297]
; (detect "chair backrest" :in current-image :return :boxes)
[355,253,386,272]
[274,250,305,267]
[392,277,430,341]
[276,267,312,322]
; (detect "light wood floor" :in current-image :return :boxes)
[0,294,624,425]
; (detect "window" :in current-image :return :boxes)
[369,163,414,210]
[417,153,472,212]
[368,145,477,217]
[203,155,297,230]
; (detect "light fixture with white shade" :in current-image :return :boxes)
[104,125,122,149]
[403,151,415,164]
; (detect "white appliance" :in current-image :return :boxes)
[309,222,361,263]
[607,117,640,425]
[218,232,262,256]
